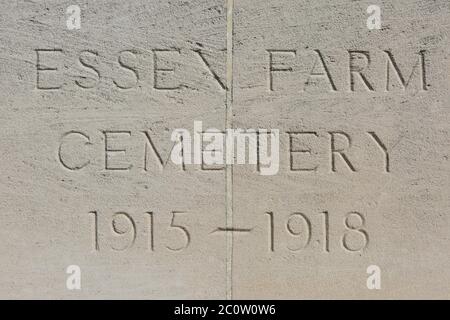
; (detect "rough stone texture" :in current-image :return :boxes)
[0,0,227,299]
[0,0,450,299]
[232,0,450,299]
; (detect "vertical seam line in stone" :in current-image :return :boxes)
[225,0,234,300]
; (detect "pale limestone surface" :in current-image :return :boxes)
[0,0,449,299]
[232,0,450,299]
[0,0,227,299]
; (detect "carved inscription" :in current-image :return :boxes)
[267,49,429,92]
[88,209,368,254]
[34,48,429,93]
[89,211,191,252]
[265,211,369,253]
[59,130,390,173]
[35,48,225,91]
